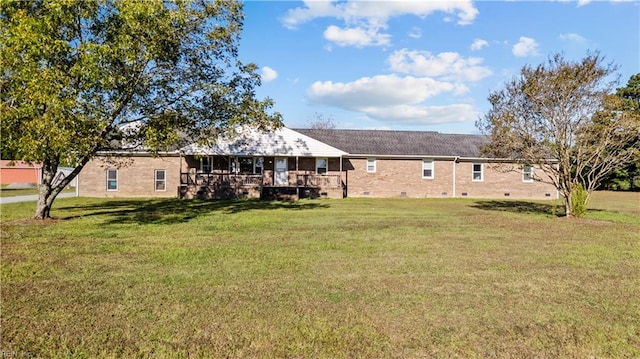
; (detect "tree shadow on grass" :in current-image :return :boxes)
[470,200,564,217]
[58,198,329,225]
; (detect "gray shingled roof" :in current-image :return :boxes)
[294,129,488,158]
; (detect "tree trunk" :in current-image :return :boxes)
[564,197,573,218]
[34,183,61,219]
[34,194,53,220]
[561,183,574,218]
[32,156,91,220]
[34,159,59,219]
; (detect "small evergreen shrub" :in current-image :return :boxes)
[571,183,588,218]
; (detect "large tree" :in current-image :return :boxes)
[477,53,640,217]
[1,0,282,219]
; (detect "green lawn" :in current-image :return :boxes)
[1,192,639,358]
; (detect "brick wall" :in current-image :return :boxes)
[80,154,557,200]
[78,155,183,197]
[344,157,557,200]
[455,161,557,199]
[345,158,453,198]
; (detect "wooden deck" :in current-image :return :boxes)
[179,173,344,200]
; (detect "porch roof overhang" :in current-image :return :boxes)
[180,127,347,158]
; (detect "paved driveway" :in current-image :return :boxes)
[0,193,77,205]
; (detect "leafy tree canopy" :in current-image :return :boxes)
[617,73,640,109]
[0,0,282,219]
[477,53,640,217]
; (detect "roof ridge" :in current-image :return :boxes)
[293,128,486,137]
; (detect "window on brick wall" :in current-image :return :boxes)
[155,169,166,191]
[254,157,264,174]
[238,157,254,174]
[367,158,376,173]
[422,159,434,179]
[472,163,483,182]
[106,169,118,191]
[522,164,534,183]
[316,158,328,174]
[200,157,212,173]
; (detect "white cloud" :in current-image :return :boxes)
[470,38,489,51]
[281,0,339,29]
[323,25,391,47]
[365,104,479,125]
[512,36,540,57]
[558,32,587,43]
[555,0,591,6]
[282,0,478,47]
[388,49,492,82]
[556,0,631,7]
[260,66,278,82]
[308,74,456,109]
[283,1,478,28]
[307,74,478,125]
[408,27,422,39]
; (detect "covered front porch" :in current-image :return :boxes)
[178,156,344,200]
[177,127,348,200]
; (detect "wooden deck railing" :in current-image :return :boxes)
[180,173,262,187]
[180,173,343,188]
[296,174,342,188]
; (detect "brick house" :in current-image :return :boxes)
[78,127,558,200]
[78,127,347,199]
[297,129,557,199]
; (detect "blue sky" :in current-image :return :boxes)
[238,0,639,134]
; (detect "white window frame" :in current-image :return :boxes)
[274,157,288,186]
[522,164,534,183]
[316,158,328,175]
[238,156,254,174]
[155,169,166,192]
[367,158,376,173]
[106,169,118,191]
[200,157,212,173]
[422,159,434,179]
[472,163,483,182]
[254,157,264,174]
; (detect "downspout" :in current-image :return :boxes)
[452,156,459,198]
[339,155,343,187]
[341,155,347,198]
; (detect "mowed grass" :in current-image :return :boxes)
[1,192,638,358]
